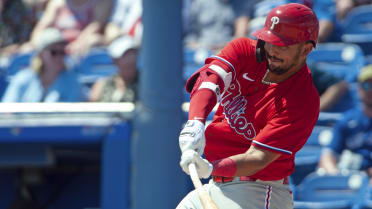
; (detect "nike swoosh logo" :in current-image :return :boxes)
[242,73,254,81]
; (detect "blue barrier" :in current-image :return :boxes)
[0,111,131,209]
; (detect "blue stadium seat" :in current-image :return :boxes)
[361,199,372,209]
[183,48,212,81]
[183,48,213,102]
[0,52,34,99]
[341,5,372,56]
[292,146,322,185]
[294,200,355,209]
[77,48,118,86]
[305,125,333,147]
[292,125,335,185]
[6,52,33,77]
[317,112,342,126]
[307,43,366,82]
[294,171,370,209]
[341,5,372,34]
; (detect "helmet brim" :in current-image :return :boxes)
[252,27,296,46]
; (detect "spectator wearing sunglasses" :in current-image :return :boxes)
[2,27,84,102]
[318,64,372,183]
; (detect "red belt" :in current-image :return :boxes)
[212,176,289,185]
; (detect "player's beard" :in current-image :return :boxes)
[266,48,302,75]
[267,63,292,75]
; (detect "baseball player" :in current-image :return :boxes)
[177,3,320,209]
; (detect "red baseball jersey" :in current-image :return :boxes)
[202,37,320,181]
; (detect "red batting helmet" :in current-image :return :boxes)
[252,3,319,47]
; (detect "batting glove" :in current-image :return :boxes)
[179,120,206,156]
[180,149,212,179]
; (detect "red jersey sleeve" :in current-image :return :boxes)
[205,37,257,78]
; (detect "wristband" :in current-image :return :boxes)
[211,157,237,177]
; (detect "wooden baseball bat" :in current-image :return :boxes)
[188,163,219,209]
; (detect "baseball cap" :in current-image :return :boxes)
[107,36,140,59]
[358,65,372,83]
[34,28,66,52]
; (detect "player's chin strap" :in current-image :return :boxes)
[255,39,266,63]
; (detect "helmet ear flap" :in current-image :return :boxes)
[255,39,265,63]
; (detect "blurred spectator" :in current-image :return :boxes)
[318,65,372,183]
[310,64,349,112]
[0,0,40,57]
[336,0,372,20]
[313,0,339,42]
[23,0,113,57]
[89,36,139,102]
[183,0,260,52]
[2,28,84,102]
[104,0,142,45]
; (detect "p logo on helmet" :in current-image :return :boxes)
[270,16,280,30]
[252,3,319,47]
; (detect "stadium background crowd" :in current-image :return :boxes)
[2,0,372,208]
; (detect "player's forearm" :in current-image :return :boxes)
[212,154,274,177]
[232,153,267,177]
[232,149,280,177]
[188,73,220,123]
[188,90,217,123]
[212,146,280,177]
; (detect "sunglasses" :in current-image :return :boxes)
[360,82,372,91]
[49,49,65,57]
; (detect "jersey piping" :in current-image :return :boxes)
[210,55,236,71]
[252,140,292,155]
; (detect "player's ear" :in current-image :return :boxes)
[302,42,313,56]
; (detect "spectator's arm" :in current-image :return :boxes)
[318,149,339,174]
[231,0,258,38]
[234,16,250,38]
[104,23,122,45]
[319,81,349,111]
[367,167,372,184]
[89,79,105,102]
[30,0,62,46]
[67,0,113,55]
[335,0,355,20]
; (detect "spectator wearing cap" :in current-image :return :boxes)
[89,35,139,102]
[318,65,372,184]
[2,27,84,102]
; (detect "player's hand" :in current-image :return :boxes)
[179,120,205,156]
[180,150,212,179]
